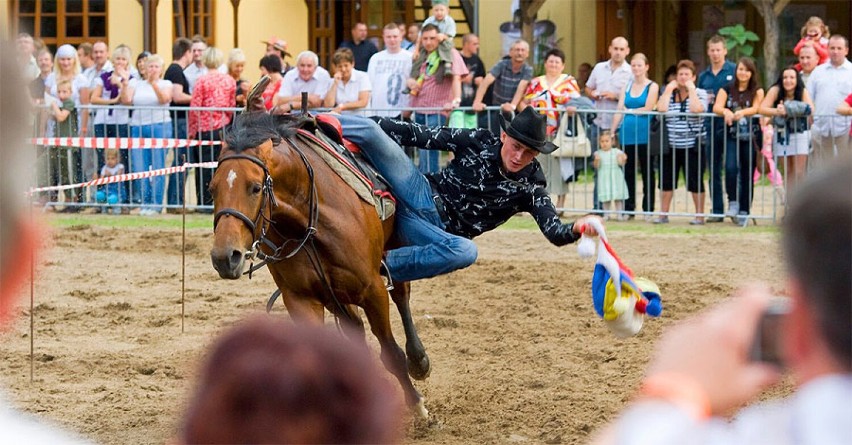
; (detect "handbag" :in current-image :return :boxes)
[550,112,592,158]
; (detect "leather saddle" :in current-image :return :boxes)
[243,77,395,219]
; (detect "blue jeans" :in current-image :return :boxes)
[130,122,172,211]
[725,136,757,214]
[335,114,477,282]
[167,117,188,206]
[724,134,739,205]
[413,113,445,174]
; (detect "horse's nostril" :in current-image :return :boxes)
[230,250,243,267]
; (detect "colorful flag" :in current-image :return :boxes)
[577,219,662,338]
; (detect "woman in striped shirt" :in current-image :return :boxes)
[655,59,708,225]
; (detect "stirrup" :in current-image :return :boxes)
[380,260,394,291]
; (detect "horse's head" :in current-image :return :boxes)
[209,114,280,279]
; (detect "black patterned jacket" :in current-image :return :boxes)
[373,117,580,246]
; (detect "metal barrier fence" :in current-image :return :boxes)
[28,103,849,224]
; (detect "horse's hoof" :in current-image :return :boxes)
[412,397,429,419]
[408,354,431,381]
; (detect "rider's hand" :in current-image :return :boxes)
[573,214,605,237]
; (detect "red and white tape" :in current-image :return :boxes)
[29,137,222,149]
[28,162,219,194]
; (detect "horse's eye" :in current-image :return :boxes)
[251,183,263,194]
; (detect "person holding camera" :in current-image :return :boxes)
[591,159,852,445]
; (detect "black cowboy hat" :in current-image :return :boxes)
[499,107,558,154]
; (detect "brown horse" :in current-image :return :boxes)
[209,105,430,417]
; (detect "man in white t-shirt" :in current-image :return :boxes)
[183,37,208,93]
[275,51,331,112]
[367,23,412,117]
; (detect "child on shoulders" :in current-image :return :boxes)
[411,0,457,82]
[50,79,81,211]
[793,16,830,66]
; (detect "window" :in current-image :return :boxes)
[173,0,215,45]
[11,0,108,50]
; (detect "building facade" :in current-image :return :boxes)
[4,0,849,90]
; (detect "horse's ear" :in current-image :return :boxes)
[256,139,274,164]
[245,76,271,113]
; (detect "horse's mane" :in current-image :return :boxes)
[225,112,317,153]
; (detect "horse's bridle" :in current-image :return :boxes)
[213,153,275,245]
[212,145,318,266]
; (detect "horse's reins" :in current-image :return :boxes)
[212,145,352,321]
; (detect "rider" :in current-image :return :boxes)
[333,107,602,282]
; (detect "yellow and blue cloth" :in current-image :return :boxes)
[577,219,662,338]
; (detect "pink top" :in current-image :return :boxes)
[793,37,829,65]
[188,71,236,137]
[262,78,282,111]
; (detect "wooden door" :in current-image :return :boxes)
[594,0,656,73]
[307,0,337,69]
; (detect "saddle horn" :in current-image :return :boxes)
[300,91,309,114]
[245,75,271,114]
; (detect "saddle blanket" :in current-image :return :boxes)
[296,129,395,221]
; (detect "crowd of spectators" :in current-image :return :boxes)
[19,11,852,221]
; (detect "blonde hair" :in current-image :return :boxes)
[104,148,119,160]
[631,53,649,65]
[227,48,246,69]
[800,16,830,39]
[112,46,132,65]
[145,54,165,79]
[202,47,224,70]
[53,50,80,77]
[56,79,72,92]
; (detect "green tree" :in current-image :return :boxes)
[718,24,761,61]
[750,0,791,87]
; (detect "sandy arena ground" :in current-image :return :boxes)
[0,216,785,444]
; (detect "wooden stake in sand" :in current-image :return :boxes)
[181,155,188,334]
[29,194,34,383]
